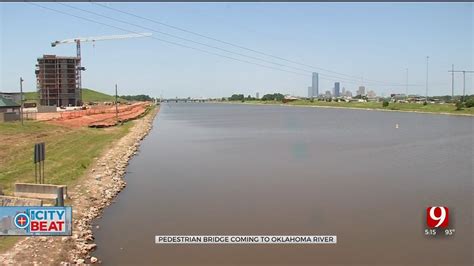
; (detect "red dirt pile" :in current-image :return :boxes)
[47,102,150,128]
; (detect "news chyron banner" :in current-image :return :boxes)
[0,207,72,236]
[156,235,337,245]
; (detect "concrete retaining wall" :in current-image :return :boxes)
[14,183,67,200]
[0,195,43,206]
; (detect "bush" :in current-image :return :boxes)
[382,101,389,107]
[465,99,474,108]
[423,101,428,106]
[455,101,464,110]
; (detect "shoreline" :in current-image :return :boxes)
[0,106,159,264]
[218,101,474,117]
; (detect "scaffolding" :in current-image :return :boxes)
[35,55,82,107]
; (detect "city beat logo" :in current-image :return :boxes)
[426,206,449,228]
[13,209,66,233]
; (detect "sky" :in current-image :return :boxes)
[1,2,472,98]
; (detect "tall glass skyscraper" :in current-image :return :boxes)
[311,72,319,97]
[334,82,340,97]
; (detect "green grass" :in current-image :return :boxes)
[0,119,136,252]
[0,120,132,194]
[23,91,38,102]
[81,88,125,102]
[0,237,20,252]
[21,88,125,103]
[233,100,474,115]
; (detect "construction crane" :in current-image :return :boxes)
[51,33,152,104]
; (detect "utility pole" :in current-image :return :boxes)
[451,64,455,99]
[448,69,474,102]
[461,71,472,101]
[405,68,408,99]
[462,71,465,101]
[20,77,24,125]
[115,84,119,121]
[425,56,429,102]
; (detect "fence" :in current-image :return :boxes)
[22,112,37,120]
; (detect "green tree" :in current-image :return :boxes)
[465,98,474,108]
[455,101,464,110]
[120,94,153,101]
[261,93,285,101]
[229,94,244,101]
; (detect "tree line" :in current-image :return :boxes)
[227,93,285,102]
[120,94,153,101]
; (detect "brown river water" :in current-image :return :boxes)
[93,103,473,265]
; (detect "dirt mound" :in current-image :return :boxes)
[48,102,150,128]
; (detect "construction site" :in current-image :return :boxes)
[38,101,151,128]
[21,33,154,128]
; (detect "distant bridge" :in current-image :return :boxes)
[160,98,211,103]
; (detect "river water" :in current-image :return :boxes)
[93,103,473,265]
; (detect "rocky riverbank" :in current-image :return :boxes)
[0,106,159,265]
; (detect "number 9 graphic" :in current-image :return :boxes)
[427,206,449,228]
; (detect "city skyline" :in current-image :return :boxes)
[1,3,472,98]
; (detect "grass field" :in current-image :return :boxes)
[23,88,124,103]
[236,100,474,115]
[82,88,124,102]
[0,120,133,195]
[0,119,137,252]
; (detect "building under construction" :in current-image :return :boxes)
[35,55,82,106]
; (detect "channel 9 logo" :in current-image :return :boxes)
[426,206,449,228]
[424,206,455,237]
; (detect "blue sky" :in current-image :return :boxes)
[1,2,472,98]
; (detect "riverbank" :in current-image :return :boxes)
[222,100,474,116]
[0,105,159,264]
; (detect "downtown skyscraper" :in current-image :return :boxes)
[334,82,340,97]
[309,72,319,98]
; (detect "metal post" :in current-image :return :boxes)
[451,64,454,99]
[42,160,45,184]
[462,71,466,101]
[39,161,41,184]
[405,68,408,99]
[115,84,119,121]
[38,161,41,184]
[20,77,24,125]
[425,56,429,102]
